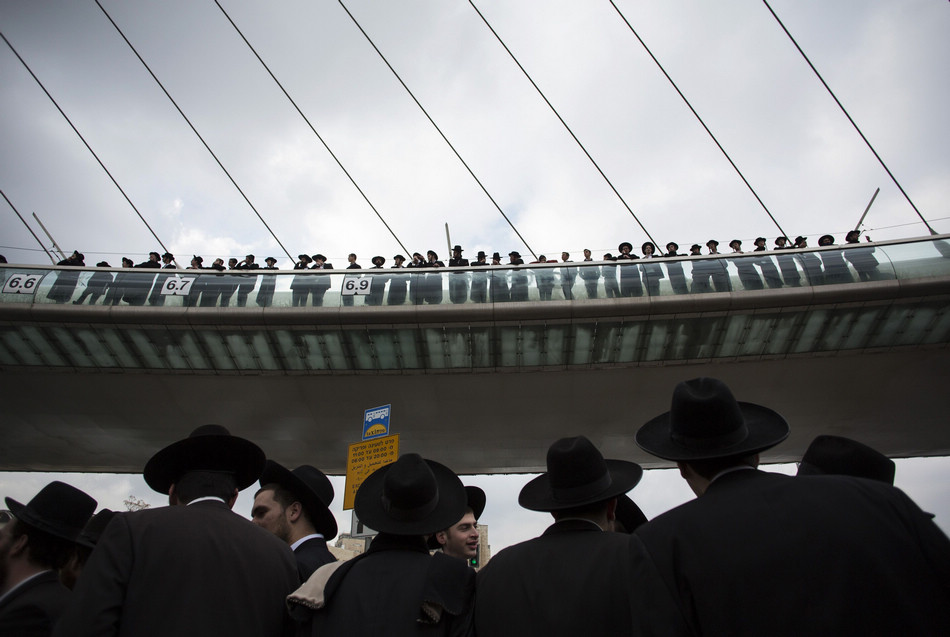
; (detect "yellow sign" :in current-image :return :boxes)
[343,434,399,510]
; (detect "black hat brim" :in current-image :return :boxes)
[518,459,643,512]
[144,432,265,494]
[355,459,466,536]
[636,402,789,461]
[259,461,337,539]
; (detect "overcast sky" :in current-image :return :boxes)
[1,1,948,550]
[1,0,948,266]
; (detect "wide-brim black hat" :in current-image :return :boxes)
[491,252,502,260]
[706,239,719,247]
[355,453,466,536]
[637,377,789,461]
[519,436,643,512]
[371,256,385,266]
[819,234,835,245]
[476,251,487,258]
[618,242,633,252]
[264,257,277,264]
[426,485,487,549]
[615,495,648,533]
[797,435,895,485]
[452,245,463,252]
[143,425,265,494]
[666,242,679,251]
[260,460,338,538]
[76,509,117,550]
[5,481,97,543]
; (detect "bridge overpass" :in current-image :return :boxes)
[2,236,949,475]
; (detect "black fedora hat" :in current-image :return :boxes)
[666,242,679,251]
[76,509,117,550]
[371,256,385,266]
[637,377,789,461]
[354,453,466,536]
[452,245,464,252]
[143,425,265,494]
[5,481,97,542]
[491,252,502,260]
[618,241,633,252]
[797,435,895,485]
[426,485,487,549]
[476,251,487,259]
[393,254,406,262]
[260,460,338,538]
[614,494,648,534]
[519,436,643,512]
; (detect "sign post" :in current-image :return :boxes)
[343,434,399,511]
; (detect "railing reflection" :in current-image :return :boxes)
[4,236,950,309]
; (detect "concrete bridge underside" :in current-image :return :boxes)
[2,276,949,474]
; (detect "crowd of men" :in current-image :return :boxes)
[33,230,885,307]
[2,376,948,636]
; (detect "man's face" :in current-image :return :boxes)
[251,490,292,544]
[583,249,591,259]
[437,511,478,560]
[150,253,159,262]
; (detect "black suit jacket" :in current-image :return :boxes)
[475,519,688,636]
[0,570,71,637]
[294,536,336,582]
[635,469,950,636]
[53,500,299,637]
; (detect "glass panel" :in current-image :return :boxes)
[126,329,165,369]
[616,322,641,362]
[198,332,236,370]
[321,332,348,370]
[300,333,329,370]
[544,325,566,365]
[75,327,117,368]
[99,328,141,368]
[346,329,377,370]
[272,330,307,371]
[177,332,211,369]
[879,239,950,279]
[570,324,595,365]
[444,328,472,368]
[470,327,492,368]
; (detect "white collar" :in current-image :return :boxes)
[290,533,325,551]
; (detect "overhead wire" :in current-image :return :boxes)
[467,0,659,249]
[336,0,537,260]
[761,0,935,235]
[608,1,791,241]
[93,0,295,263]
[0,30,175,262]
[211,0,409,256]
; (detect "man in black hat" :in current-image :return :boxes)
[633,377,950,636]
[387,255,409,305]
[56,426,298,637]
[0,481,96,636]
[429,486,485,565]
[59,510,115,590]
[448,245,469,304]
[288,453,474,636]
[469,251,489,303]
[507,251,528,301]
[797,434,895,484]
[475,436,686,637]
[252,461,337,580]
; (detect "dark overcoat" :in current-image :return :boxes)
[0,570,71,637]
[53,500,299,637]
[634,469,950,637]
[474,519,688,637]
[294,537,336,582]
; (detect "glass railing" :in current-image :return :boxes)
[3,236,949,309]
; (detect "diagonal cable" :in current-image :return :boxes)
[212,0,409,255]
[94,0,295,261]
[609,1,790,240]
[469,0,658,248]
[1,30,174,261]
[762,0,935,235]
[337,0,537,260]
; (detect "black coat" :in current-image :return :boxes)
[294,533,474,637]
[0,570,71,637]
[475,519,688,637]
[54,500,299,637]
[294,537,336,582]
[634,470,950,636]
